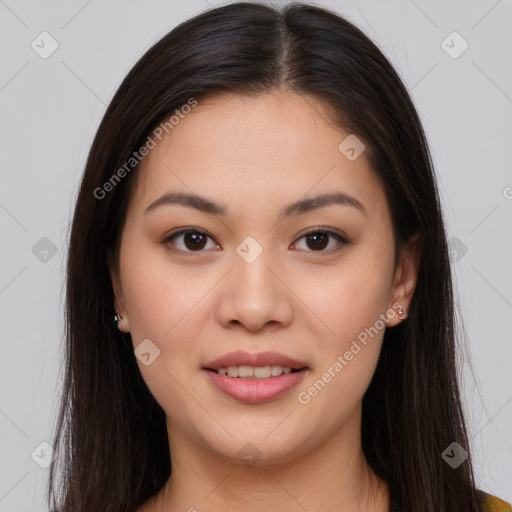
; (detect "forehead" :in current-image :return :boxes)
[128,91,387,220]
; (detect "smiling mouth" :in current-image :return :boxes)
[205,365,307,379]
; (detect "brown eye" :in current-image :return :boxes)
[305,232,329,250]
[182,232,208,250]
[163,227,347,255]
[292,229,347,253]
[164,230,219,252]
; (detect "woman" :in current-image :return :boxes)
[47,2,512,511]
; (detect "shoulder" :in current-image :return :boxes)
[477,490,512,512]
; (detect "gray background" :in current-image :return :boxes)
[0,0,511,509]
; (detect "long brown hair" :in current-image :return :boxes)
[48,2,484,511]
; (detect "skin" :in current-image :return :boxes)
[110,90,422,512]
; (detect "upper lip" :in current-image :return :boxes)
[203,350,308,370]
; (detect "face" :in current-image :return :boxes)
[110,91,419,466]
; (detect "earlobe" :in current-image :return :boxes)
[114,312,130,333]
[107,250,130,333]
[386,232,423,327]
[112,291,130,333]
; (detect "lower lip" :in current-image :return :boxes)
[203,368,308,404]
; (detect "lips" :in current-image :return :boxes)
[203,350,308,371]
[204,368,308,403]
[202,350,309,403]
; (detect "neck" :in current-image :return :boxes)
[142,408,389,512]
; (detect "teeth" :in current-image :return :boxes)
[227,366,238,378]
[216,365,294,379]
[254,366,271,378]
[238,365,254,378]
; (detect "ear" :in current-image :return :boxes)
[386,232,423,327]
[107,249,130,333]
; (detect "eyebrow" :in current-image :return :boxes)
[144,190,366,219]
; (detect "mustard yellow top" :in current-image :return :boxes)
[481,491,512,512]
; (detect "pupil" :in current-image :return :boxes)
[308,232,328,250]
[185,232,206,250]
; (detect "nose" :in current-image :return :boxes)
[215,245,294,333]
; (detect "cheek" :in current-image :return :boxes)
[120,250,210,418]
[294,257,392,420]
[121,242,207,339]
[304,245,394,347]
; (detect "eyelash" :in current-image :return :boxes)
[161,227,348,256]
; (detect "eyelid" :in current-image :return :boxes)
[162,226,348,255]
[295,226,348,243]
